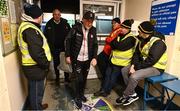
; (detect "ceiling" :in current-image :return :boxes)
[40,0,80,14]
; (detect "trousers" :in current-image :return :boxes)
[122,65,160,97]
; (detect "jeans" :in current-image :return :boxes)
[102,65,123,94]
[28,79,44,110]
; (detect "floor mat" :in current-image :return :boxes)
[80,94,113,111]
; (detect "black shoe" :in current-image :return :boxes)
[94,90,104,96]
[94,90,109,97]
[101,92,109,97]
[55,78,60,84]
[72,98,82,109]
[64,78,71,84]
[81,95,87,102]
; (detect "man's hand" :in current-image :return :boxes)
[91,58,97,66]
[66,57,71,64]
[129,64,135,74]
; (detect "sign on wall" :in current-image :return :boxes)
[0,18,14,56]
[150,0,180,35]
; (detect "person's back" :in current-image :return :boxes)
[17,3,51,110]
[153,30,165,40]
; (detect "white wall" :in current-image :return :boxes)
[0,51,26,111]
[4,52,27,110]
[125,0,180,106]
[0,42,11,111]
[125,0,152,21]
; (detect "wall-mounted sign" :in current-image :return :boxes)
[150,0,180,35]
[0,18,15,56]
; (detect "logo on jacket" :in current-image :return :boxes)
[35,30,39,35]
[76,33,82,37]
[91,35,93,38]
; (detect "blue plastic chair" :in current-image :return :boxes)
[143,72,178,110]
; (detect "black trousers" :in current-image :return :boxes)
[53,49,69,80]
[72,60,90,99]
[97,51,110,87]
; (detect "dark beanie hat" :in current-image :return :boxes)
[83,11,95,20]
[121,19,134,29]
[24,4,43,19]
[112,17,121,24]
[138,21,154,34]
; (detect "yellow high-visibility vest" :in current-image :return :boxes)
[17,22,52,66]
[111,32,138,66]
[140,37,167,70]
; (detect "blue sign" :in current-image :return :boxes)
[150,0,180,35]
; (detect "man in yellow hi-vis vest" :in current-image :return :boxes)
[17,4,51,110]
[94,19,138,97]
[116,20,167,106]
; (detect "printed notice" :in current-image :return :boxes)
[150,0,180,35]
[1,18,11,44]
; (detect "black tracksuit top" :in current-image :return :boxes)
[65,22,98,62]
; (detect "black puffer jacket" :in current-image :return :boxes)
[65,22,98,62]
[44,18,70,53]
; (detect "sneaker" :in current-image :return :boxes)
[81,95,87,102]
[72,98,82,109]
[115,96,126,105]
[122,93,139,106]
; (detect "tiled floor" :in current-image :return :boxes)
[43,77,155,110]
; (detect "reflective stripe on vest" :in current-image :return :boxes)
[17,22,52,66]
[111,32,138,66]
[140,37,167,70]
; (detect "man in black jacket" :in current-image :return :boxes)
[17,4,51,110]
[65,11,98,109]
[44,9,71,84]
